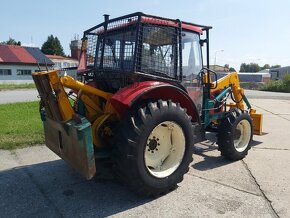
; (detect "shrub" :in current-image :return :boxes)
[283,73,290,92]
[240,82,264,90]
[261,73,290,93]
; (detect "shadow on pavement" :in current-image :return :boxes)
[191,132,232,171]
[0,160,152,217]
[192,132,263,171]
[251,140,263,147]
[192,142,232,171]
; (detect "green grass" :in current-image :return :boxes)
[0,101,44,150]
[0,83,36,91]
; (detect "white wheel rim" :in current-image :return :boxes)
[144,121,186,178]
[233,119,251,152]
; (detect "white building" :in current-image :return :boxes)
[0,45,54,84]
[45,55,78,69]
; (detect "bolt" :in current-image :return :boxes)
[158,143,160,146]
[157,138,159,141]
[151,151,154,153]
[148,149,150,151]
[156,148,158,151]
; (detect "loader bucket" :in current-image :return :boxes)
[41,112,96,180]
[250,113,263,135]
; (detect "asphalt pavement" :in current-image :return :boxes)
[0,91,290,217]
[1,88,290,104]
[0,89,39,104]
[245,89,290,100]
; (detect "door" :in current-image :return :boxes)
[181,31,203,115]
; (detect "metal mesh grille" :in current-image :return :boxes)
[85,15,138,69]
[96,29,136,71]
[139,24,178,78]
[107,16,138,31]
[86,33,99,66]
[84,13,181,80]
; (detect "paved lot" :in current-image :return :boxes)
[0,93,290,217]
[0,89,39,104]
[244,89,290,100]
[1,89,290,104]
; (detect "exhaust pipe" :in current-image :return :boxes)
[103,14,110,22]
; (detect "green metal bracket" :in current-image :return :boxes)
[203,86,232,128]
[242,95,252,109]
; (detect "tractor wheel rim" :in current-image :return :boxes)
[233,119,251,152]
[144,121,186,178]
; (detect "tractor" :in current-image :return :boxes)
[32,12,263,196]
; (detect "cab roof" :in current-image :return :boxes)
[84,12,212,35]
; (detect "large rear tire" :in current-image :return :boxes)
[112,100,195,197]
[217,109,253,161]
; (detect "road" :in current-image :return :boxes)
[0,89,39,104]
[0,91,290,217]
[1,88,290,104]
[245,89,290,100]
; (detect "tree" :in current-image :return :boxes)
[261,64,270,70]
[229,67,236,72]
[250,63,260,72]
[41,35,65,56]
[240,63,247,72]
[271,65,281,69]
[224,64,235,72]
[240,63,282,72]
[239,63,260,72]
[1,37,21,45]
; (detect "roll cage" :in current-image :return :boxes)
[81,12,212,83]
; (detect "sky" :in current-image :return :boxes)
[1,0,290,71]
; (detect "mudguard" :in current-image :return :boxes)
[110,81,200,123]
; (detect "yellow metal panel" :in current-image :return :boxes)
[48,71,75,122]
[32,70,75,122]
[251,113,263,135]
[91,114,112,148]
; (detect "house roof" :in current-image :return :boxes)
[46,54,78,61]
[0,44,54,65]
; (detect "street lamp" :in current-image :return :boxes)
[214,50,224,70]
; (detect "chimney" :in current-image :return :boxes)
[70,39,82,60]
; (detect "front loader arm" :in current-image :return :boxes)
[211,72,247,110]
[209,72,263,135]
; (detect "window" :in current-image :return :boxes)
[96,29,136,71]
[182,31,202,79]
[17,69,32,75]
[55,62,62,68]
[141,25,177,78]
[181,31,203,114]
[0,69,12,75]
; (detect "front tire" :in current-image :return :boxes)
[217,109,253,161]
[113,100,195,197]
